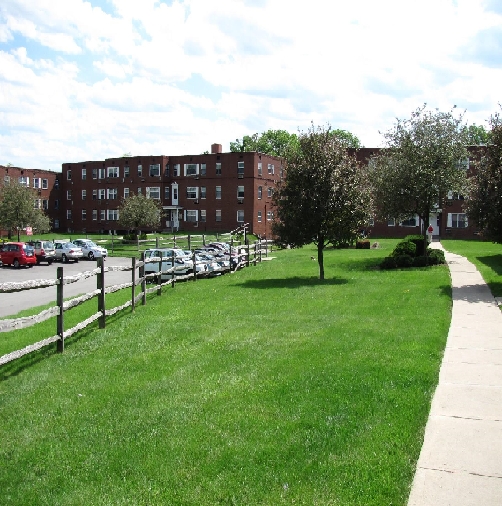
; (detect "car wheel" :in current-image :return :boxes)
[48,260,53,265]
[75,259,79,263]
[88,251,94,260]
[62,254,68,263]
[36,258,40,265]
[13,259,20,268]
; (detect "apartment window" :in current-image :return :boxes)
[267,187,273,198]
[257,211,262,222]
[92,189,97,200]
[258,162,262,176]
[107,167,119,178]
[149,164,161,177]
[3,175,10,184]
[82,189,86,200]
[216,186,221,199]
[164,187,169,200]
[92,168,98,179]
[67,190,72,200]
[137,188,142,195]
[100,210,106,221]
[448,213,468,228]
[172,186,178,200]
[200,210,206,222]
[55,199,60,210]
[165,164,169,177]
[67,210,72,220]
[184,164,198,176]
[107,188,118,200]
[268,164,274,175]
[107,209,119,221]
[216,209,222,222]
[124,188,130,199]
[33,178,40,189]
[138,165,143,177]
[98,168,105,179]
[200,163,206,176]
[82,209,87,220]
[200,186,206,199]
[280,165,284,179]
[267,211,273,221]
[216,162,221,175]
[124,166,130,177]
[400,215,418,227]
[34,199,41,209]
[42,199,48,210]
[173,164,180,177]
[92,210,97,221]
[387,218,396,227]
[54,219,59,229]
[67,170,72,180]
[238,161,244,176]
[186,187,198,199]
[258,186,262,199]
[98,189,105,200]
[18,176,29,187]
[82,168,87,180]
[54,178,59,189]
[237,210,244,223]
[457,158,470,171]
[237,186,244,198]
[146,187,160,200]
[185,210,198,222]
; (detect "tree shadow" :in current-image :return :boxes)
[476,255,502,276]
[236,276,349,290]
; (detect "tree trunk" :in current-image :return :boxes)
[422,213,430,258]
[317,242,324,280]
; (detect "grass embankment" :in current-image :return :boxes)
[442,239,502,298]
[0,240,451,505]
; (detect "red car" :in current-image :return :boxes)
[0,242,37,268]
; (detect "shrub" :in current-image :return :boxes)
[395,254,414,268]
[405,234,428,256]
[356,240,370,249]
[392,240,417,258]
[122,232,148,242]
[380,256,397,269]
[413,256,429,268]
[427,249,446,265]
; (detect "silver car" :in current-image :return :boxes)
[54,241,84,263]
[73,239,108,260]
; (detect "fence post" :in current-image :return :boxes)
[246,244,250,267]
[265,240,268,257]
[188,234,191,251]
[131,257,136,312]
[141,251,147,305]
[259,243,262,263]
[56,267,64,353]
[254,242,258,265]
[203,233,206,246]
[97,257,105,329]
[157,253,162,296]
[192,251,197,281]
[156,236,159,248]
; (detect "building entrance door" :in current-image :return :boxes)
[428,213,440,236]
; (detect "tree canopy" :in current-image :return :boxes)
[118,193,162,235]
[465,110,502,242]
[272,124,372,279]
[0,180,51,240]
[230,128,362,157]
[371,105,469,248]
[463,123,491,145]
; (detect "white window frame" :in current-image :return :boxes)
[216,209,221,222]
[237,210,244,223]
[258,162,262,176]
[124,188,130,199]
[258,186,262,199]
[107,188,118,200]
[82,189,86,200]
[146,187,161,200]
[42,178,48,189]
[184,210,198,222]
[149,164,161,177]
[186,186,198,199]
[447,213,468,228]
[268,163,274,175]
[107,166,119,178]
[257,211,262,222]
[82,168,87,180]
[216,186,221,199]
[184,164,199,176]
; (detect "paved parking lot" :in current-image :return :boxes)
[0,257,135,318]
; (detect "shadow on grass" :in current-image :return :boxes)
[236,276,349,289]
[476,255,502,276]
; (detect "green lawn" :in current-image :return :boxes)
[442,239,502,297]
[0,240,452,505]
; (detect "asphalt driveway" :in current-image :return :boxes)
[0,257,135,319]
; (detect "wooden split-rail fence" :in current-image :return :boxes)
[0,241,274,366]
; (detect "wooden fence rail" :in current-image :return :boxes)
[0,240,274,366]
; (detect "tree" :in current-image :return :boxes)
[272,124,373,280]
[330,129,363,148]
[371,105,469,253]
[230,130,300,157]
[465,111,502,242]
[118,193,162,236]
[0,180,51,240]
[463,124,491,145]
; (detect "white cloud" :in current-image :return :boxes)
[0,0,501,169]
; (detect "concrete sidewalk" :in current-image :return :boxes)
[408,243,502,505]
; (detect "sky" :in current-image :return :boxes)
[1,0,501,171]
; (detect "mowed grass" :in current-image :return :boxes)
[442,239,502,298]
[0,240,452,505]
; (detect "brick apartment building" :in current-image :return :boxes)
[1,145,484,240]
[59,144,282,238]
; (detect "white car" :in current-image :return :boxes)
[54,241,84,263]
[73,239,108,260]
